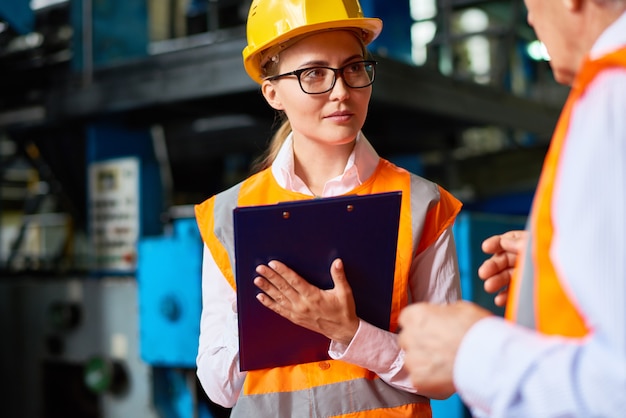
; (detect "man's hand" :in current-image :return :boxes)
[398,301,491,399]
[478,230,527,307]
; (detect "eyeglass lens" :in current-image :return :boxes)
[299,62,375,94]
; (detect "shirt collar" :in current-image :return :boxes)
[271,132,380,197]
[590,10,626,59]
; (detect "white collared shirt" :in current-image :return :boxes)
[272,132,379,197]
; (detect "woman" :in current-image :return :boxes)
[194,0,462,416]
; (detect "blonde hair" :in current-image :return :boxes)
[250,117,291,173]
[248,47,291,174]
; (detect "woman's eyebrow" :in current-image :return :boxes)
[297,55,364,68]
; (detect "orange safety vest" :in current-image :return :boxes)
[506,47,626,336]
[195,158,461,417]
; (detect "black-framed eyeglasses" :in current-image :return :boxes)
[265,60,377,95]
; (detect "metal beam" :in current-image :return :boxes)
[29,32,562,142]
[46,35,257,121]
[373,57,562,139]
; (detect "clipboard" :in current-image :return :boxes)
[233,191,402,371]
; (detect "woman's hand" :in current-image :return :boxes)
[477,230,527,307]
[254,258,359,346]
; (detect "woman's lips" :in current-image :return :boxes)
[325,111,353,122]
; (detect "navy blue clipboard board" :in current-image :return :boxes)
[234,191,402,371]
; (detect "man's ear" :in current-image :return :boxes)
[261,81,284,111]
[563,0,582,12]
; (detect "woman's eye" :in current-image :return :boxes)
[302,68,325,79]
[345,63,363,74]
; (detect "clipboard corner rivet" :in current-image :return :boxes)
[346,204,354,212]
[282,211,290,219]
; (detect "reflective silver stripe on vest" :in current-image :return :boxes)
[409,173,440,256]
[213,182,242,276]
[515,227,536,329]
[231,377,429,418]
[406,173,440,306]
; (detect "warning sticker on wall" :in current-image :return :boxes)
[89,157,139,273]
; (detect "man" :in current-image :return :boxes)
[398,0,626,417]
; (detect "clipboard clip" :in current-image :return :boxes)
[282,203,354,219]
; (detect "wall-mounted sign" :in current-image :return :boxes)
[89,157,139,273]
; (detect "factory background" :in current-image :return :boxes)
[0,1,568,417]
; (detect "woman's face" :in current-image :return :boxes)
[261,30,372,148]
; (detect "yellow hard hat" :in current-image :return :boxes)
[242,0,383,84]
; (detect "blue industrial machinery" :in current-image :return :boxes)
[138,213,221,418]
[0,0,34,34]
[138,217,202,368]
[71,0,149,71]
[455,210,527,315]
[85,120,218,418]
[361,0,413,64]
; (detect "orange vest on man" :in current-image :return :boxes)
[506,47,626,337]
[196,158,461,417]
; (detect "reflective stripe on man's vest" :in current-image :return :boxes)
[506,47,626,336]
[195,158,461,417]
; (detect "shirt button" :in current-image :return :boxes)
[318,361,331,370]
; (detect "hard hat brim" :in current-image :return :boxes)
[243,17,383,84]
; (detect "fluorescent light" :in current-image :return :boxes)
[30,0,68,11]
[527,40,551,61]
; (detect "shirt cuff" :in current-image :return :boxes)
[328,320,401,373]
[453,316,557,417]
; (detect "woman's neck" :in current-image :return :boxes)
[292,137,356,196]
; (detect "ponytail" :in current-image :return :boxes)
[250,116,291,174]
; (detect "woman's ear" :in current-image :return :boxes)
[261,80,284,111]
